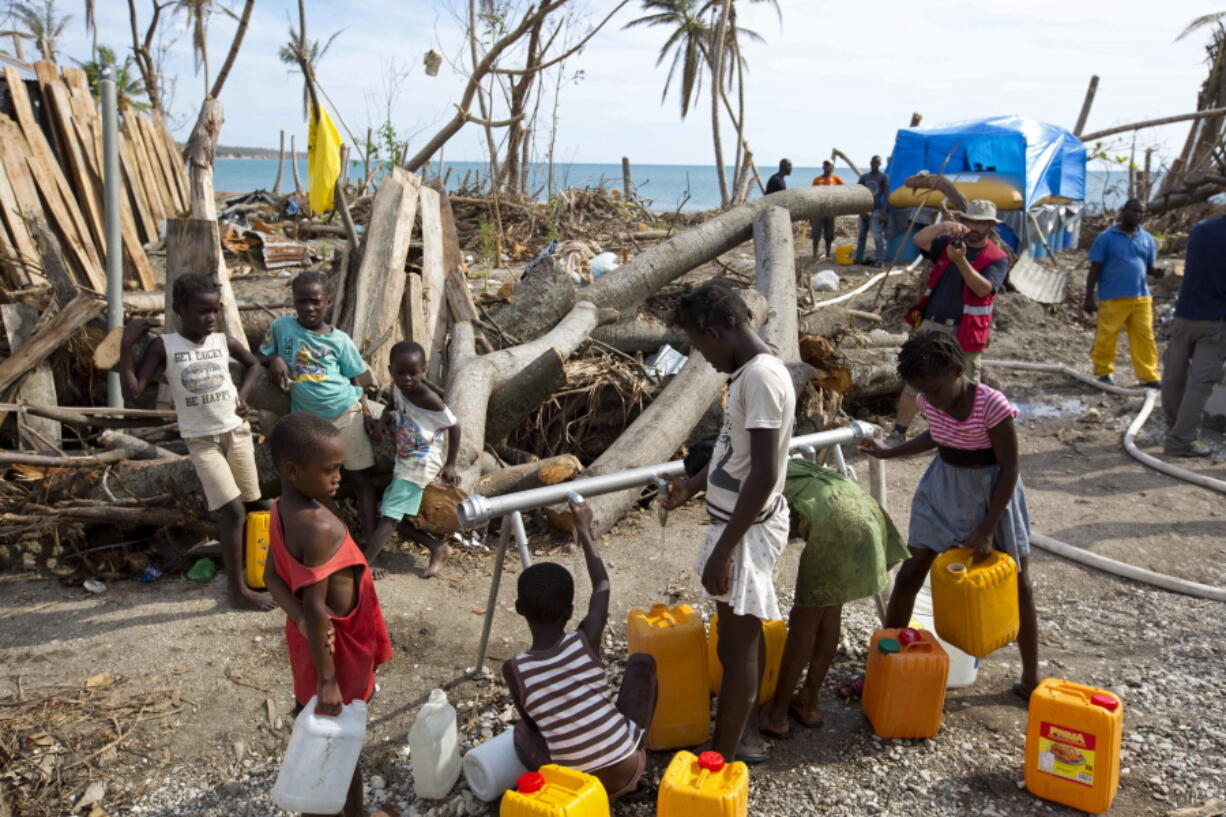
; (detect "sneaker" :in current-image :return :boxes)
[1139,381,1161,389]
[1096,374,1115,386]
[1164,441,1213,458]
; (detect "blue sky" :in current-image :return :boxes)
[59,0,1217,169]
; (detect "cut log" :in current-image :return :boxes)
[1,303,59,448]
[417,186,448,374]
[410,482,468,535]
[591,318,688,354]
[486,255,575,346]
[475,453,583,497]
[86,437,278,502]
[3,504,206,529]
[350,167,422,376]
[164,219,245,348]
[0,295,103,394]
[98,430,179,460]
[753,205,800,363]
[484,347,566,444]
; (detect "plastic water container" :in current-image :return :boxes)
[706,616,787,701]
[272,696,367,814]
[244,509,271,590]
[409,689,462,800]
[657,751,748,817]
[500,766,609,817]
[911,577,980,688]
[861,628,949,739]
[463,729,529,802]
[1025,679,1124,814]
[626,604,709,750]
[930,547,1019,658]
[834,245,855,266]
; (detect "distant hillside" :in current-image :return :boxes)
[214,145,281,159]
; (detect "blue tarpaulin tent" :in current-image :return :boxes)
[883,115,1087,259]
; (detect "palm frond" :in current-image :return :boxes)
[1176,11,1226,42]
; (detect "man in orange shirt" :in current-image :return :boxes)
[811,160,843,258]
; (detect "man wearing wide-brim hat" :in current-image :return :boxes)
[889,199,1011,441]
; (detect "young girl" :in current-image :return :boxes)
[856,329,1039,699]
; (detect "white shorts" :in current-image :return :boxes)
[695,498,789,621]
[184,422,261,511]
[329,400,375,471]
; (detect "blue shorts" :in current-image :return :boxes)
[380,479,424,521]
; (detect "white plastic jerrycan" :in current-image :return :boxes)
[463,729,529,802]
[409,688,462,800]
[912,577,980,689]
[272,695,367,814]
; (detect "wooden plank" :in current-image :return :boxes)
[136,113,179,217]
[417,186,449,379]
[0,209,22,287]
[0,295,103,394]
[154,113,189,212]
[351,167,422,377]
[122,118,165,234]
[3,66,103,283]
[31,61,68,163]
[434,185,478,324]
[1,302,60,448]
[163,219,243,347]
[0,155,39,285]
[118,128,158,244]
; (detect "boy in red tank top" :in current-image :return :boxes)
[264,412,394,817]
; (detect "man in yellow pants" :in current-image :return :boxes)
[1084,199,1162,387]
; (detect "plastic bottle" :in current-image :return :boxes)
[500,766,609,817]
[911,576,980,688]
[1025,679,1124,814]
[462,729,529,802]
[657,751,749,817]
[409,689,462,800]
[860,628,949,739]
[930,547,1019,658]
[626,604,709,750]
[272,696,367,814]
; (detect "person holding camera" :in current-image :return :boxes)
[888,200,1010,441]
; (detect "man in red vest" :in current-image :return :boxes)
[889,200,1010,441]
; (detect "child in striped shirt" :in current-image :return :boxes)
[503,499,657,800]
[857,330,1040,699]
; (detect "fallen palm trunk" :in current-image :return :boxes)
[2,503,204,529]
[486,255,575,346]
[591,318,688,354]
[483,348,567,445]
[475,454,583,497]
[98,430,179,460]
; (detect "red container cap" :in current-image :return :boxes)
[697,751,726,772]
[517,772,546,794]
[1091,693,1120,712]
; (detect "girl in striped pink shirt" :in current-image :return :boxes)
[857,330,1039,699]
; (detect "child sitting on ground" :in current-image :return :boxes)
[264,412,394,817]
[364,341,460,579]
[118,273,270,611]
[503,498,657,800]
[660,279,795,764]
[854,329,1039,699]
[257,271,381,541]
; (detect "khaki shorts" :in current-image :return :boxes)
[903,319,983,395]
[184,422,261,511]
[331,400,375,471]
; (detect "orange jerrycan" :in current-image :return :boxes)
[861,628,949,738]
[244,510,272,590]
[1025,679,1124,814]
[626,604,708,750]
[500,766,609,817]
[930,547,1019,658]
[707,616,787,701]
[658,751,748,817]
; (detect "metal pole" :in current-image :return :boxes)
[509,510,532,567]
[100,65,123,408]
[473,520,511,675]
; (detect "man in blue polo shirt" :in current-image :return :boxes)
[1161,214,1226,457]
[1084,199,1161,387]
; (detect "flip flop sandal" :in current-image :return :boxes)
[1012,682,1035,702]
[734,749,769,765]
[787,704,823,729]
[836,675,864,701]
[760,723,794,740]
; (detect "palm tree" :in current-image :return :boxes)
[73,45,150,111]
[9,0,71,62]
[624,0,711,119]
[1176,11,1226,42]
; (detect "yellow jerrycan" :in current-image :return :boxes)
[1025,679,1124,814]
[706,616,787,701]
[658,750,748,817]
[244,510,272,590]
[834,245,855,266]
[500,766,609,817]
[626,604,708,750]
[930,547,1019,658]
[860,628,949,739]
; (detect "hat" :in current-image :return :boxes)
[957,199,1003,223]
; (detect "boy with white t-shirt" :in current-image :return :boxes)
[118,273,271,611]
[661,280,795,765]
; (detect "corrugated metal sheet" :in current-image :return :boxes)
[244,231,308,270]
[1008,249,1069,304]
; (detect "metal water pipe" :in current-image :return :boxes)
[100,64,123,407]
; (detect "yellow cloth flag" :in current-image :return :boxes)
[307,102,342,214]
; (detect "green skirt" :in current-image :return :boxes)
[783,457,908,607]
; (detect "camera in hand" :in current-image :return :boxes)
[951,237,965,248]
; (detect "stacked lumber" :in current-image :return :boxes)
[0,61,187,293]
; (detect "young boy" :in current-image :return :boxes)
[264,412,394,817]
[365,341,460,579]
[118,273,270,611]
[503,499,657,800]
[257,271,381,541]
[660,279,795,764]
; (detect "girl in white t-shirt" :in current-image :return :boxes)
[366,341,460,579]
